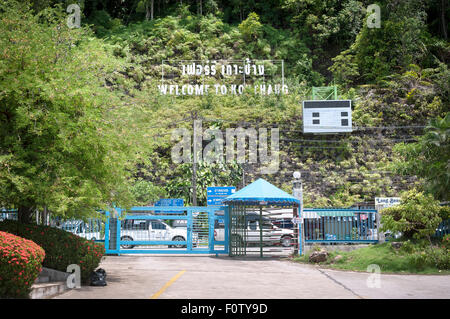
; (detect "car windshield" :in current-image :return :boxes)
[122,219,148,230]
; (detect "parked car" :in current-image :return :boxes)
[383,230,402,242]
[214,213,294,247]
[120,219,187,249]
[272,218,294,230]
[270,217,296,247]
[272,226,295,247]
[59,220,104,241]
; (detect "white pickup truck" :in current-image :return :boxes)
[120,219,188,249]
[214,213,295,247]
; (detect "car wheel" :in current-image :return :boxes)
[281,235,293,247]
[120,236,134,249]
[171,236,186,248]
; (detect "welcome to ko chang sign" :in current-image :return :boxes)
[158,59,288,96]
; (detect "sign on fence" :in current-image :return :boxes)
[155,198,184,214]
[207,187,235,206]
[375,197,401,209]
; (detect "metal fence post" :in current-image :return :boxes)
[259,206,263,258]
[105,211,110,252]
[116,208,122,254]
[293,171,303,255]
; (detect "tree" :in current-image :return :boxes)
[238,12,263,42]
[392,113,450,201]
[381,189,449,240]
[166,161,242,206]
[328,47,360,87]
[351,0,429,82]
[281,0,364,78]
[130,179,167,205]
[0,1,150,222]
[137,0,154,20]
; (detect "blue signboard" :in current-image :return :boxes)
[155,198,184,213]
[207,198,228,206]
[155,198,184,207]
[207,186,235,206]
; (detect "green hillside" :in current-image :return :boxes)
[0,0,448,218]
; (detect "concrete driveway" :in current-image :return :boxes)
[54,255,450,299]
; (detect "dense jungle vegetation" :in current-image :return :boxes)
[0,0,448,220]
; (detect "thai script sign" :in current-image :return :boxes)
[159,59,287,96]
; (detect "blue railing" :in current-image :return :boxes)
[434,219,449,238]
[303,209,378,243]
[0,209,105,243]
[0,209,18,221]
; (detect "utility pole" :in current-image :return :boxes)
[192,112,200,206]
[242,163,246,188]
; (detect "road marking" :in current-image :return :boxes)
[150,270,186,299]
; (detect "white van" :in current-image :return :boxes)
[120,219,188,249]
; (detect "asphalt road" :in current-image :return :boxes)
[54,255,450,299]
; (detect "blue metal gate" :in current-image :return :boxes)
[303,209,379,243]
[104,206,229,255]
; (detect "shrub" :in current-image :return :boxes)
[407,245,449,270]
[238,12,263,42]
[130,179,167,205]
[0,220,105,283]
[442,234,450,250]
[381,190,447,240]
[398,239,449,270]
[0,231,45,298]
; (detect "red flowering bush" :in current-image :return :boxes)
[0,231,45,298]
[0,220,104,283]
[443,234,450,250]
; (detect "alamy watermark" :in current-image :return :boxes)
[64,3,381,32]
[366,264,381,288]
[66,264,81,289]
[66,4,81,29]
[171,120,279,174]
[367,4,381,29]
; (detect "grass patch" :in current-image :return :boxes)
[293,243,450,275]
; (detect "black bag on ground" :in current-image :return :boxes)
[90,268,107,286]
[96,268,107,279]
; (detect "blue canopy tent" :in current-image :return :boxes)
[222,178,300,257]
[223,178,300,206]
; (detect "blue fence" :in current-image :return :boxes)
[0,209,105,243]
[434,219,449,238]
[0,209,18,221]
[57,217,105,243]
[104,206,229,255]
[303,209,379,243]
[2,205,448,250]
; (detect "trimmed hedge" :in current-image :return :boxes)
[0,220,105,283]
[0,231,45,298]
